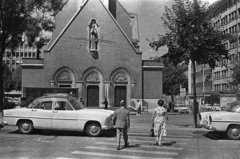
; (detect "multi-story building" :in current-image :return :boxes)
[2,44,40,72]
[189,0,240,107]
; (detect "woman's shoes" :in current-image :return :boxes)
[154,142,162,146]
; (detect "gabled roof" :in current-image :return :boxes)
[45,0,141,54]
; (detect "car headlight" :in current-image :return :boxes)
[209,115,212,125]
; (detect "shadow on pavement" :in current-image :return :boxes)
[203,131,228,140]
[8,129,116,137]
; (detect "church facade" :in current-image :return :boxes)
[22,0,163,109]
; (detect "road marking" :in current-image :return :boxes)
[72,151,173,159]
[96,142,183,150]
[103,138,187,145]
[128,133,192,138]
[134,136,190,141]
[84,146,178,155]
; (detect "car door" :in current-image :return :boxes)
[51,100,77,130]
[30,100,53,128]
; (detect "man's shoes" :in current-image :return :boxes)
[116,146,121,150]
[124,143,129,147]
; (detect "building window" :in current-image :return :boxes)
[20,52,23,57]
[28,52,31,57]
[33,53,36,57]
[24,53,27,57]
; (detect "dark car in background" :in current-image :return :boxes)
[3,97,16,109]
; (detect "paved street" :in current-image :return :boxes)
[1,112,240,159]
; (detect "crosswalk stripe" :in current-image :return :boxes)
[72,151,173,159]
[134,136,190,141]
[128,133,192,138]
[103,138,187,145]
[96,142,183,150]
[85,146,179,155]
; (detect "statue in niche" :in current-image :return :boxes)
[114,72,127,82]
[88,19,99,51]
[57,71,71,81]
[86,72,99,82]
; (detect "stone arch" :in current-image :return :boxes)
[108,67,135,107]
[51,66,78,87]
[80,66,105,107]
[109,67,135,83]
[80,66,105,81]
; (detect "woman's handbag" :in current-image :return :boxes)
[149,128,154,137]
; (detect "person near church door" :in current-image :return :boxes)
[101,98,108,109]
[151,99,169,146]
[112,100,130,150]
[130,99,142,116]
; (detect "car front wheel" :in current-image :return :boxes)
[227,125,240,140]
[18,120,34,134]
[86,122,102,137]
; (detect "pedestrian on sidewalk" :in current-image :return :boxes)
[130,99,142,116]
[151,99,169,146]
[101,98,108,109]
[112,100,130,150]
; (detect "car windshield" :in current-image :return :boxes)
[68,96,85,110]
[28,101,37,108]
[225,102,240,112]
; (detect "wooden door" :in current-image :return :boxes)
[114,86,126,107]
[87,86,99,107]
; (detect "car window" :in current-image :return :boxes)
[54,101,73,111]
[68,96,85,110]
[33,101,52,110]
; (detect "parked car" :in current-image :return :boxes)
[173,103,188,114]
[3,97,16,109]
[199,100,240,140]
[2,93,114,137]
[202,104,212,111]
[212,103,221,111]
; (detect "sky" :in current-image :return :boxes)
[118,0,218,59]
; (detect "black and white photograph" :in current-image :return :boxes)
[1,0,240,158]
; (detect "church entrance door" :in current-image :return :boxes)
[115,86,126,107]
[87,86,99,107]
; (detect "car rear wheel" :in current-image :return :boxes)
[227,125,240,140]
[18,120,34,134]
[86,122,102,137]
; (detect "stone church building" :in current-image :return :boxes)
[22,0,163,109]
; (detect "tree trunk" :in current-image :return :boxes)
[192,60,198,128]
[0,50,3,114]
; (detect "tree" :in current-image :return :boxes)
[163,64,188,103]
[147,0,236,127]
[0,0,67,112]
[12,66,22,91]
[3,63,13,93]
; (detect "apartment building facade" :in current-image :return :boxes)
[190,0,240,107]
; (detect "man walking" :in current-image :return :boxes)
[112,100,130,150]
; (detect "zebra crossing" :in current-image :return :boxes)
[68,132,192,159]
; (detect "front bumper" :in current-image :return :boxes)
[102,125,114,130]
[0,121,8,129]
[199,122,216,131]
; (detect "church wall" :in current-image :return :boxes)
[42,0,142,102]
[22,67,45,87]
[143,68,163,112]
[116,2,132,41]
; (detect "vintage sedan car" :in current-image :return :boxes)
[2,93,114,137]
[174,104,189,114]
[199,101,240,140]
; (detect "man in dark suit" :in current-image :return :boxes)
[112,100,130,150]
